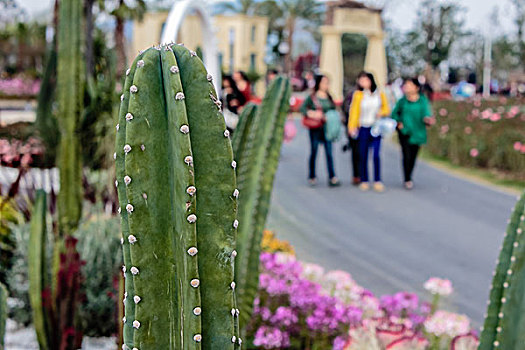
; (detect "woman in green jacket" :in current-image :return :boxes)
[391,78,435,190]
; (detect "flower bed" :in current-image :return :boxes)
[247,249,478,350]
[426,97,525,182]
[0,78,40,99]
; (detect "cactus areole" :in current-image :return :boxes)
[115,44,241,350]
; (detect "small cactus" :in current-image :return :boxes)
[234,77,291,329]
[28,190,51,350]
[116,44,241,350]
[0,282,7,350]
[479,191,525,349]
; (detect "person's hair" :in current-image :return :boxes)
[403,77,421,90]
[236,70,249,82]
[313,74,334,104]
[223,75,244,97]
[357,71,377,92]
[267,69,279,75]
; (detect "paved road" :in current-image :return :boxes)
[266,121,519,326]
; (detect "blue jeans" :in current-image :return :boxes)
[309,128,335,180]
[358,127,381,182]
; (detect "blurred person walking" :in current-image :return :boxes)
[301,75,340,187]
[391,78,434,190]
[348,71,390,192]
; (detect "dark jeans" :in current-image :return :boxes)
[309,128,335,180]
[398,131,420,182]
[358,127,381,183]
[347,135,360,178]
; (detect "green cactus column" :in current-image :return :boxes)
[479,191,525,349]
[0,282,6,350]
[56,0,84,235]
[234,77,291,329]
[28,191,51,350]
[231,103,258,167]
[116,44,241,350]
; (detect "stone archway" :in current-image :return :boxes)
[160,0,221,93]
[319,1,387,101]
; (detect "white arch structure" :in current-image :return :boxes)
[160,0,221,93]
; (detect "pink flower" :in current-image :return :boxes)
[423,278,453,296]
[471,109,480,117]
[464,127,472,135]
[473,100,481,107]
[521,145,525,154]
[469,148,479,158]
[439,108,448,116]
[480,109,492,119]
[514,142,522,151]
[489,113,501,122]
[440,125,449,134]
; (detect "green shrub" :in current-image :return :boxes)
[75,214,122,337]
[6,213,122,336]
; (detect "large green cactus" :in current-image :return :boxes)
[56,0,84,236]
[234,77,291,329]
[479,191,525,349]
[115,44,241,350]
[0,282,7,350]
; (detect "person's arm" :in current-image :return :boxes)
[378,91,391,117]
[421,96,435,126]
[300,96,322,119]
[347,91,362,133]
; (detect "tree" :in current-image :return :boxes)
[110,0,146,79]
[214,0,262,15]
[509,0,525,67]
[409,0,467,70]
[258,0,323,73]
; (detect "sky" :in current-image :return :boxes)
[12,0,516,36]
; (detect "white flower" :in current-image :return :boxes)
[424,277,453,296]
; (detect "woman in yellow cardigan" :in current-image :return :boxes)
[348,71,390,192]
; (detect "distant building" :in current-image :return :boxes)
[130,12,268,95]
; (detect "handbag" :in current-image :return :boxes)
[324,109,342,141]
[301,94,324,129]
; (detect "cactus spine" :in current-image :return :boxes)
[479,191,525,349]
[56,0,84,235]
[234,77,291,329]
[0,282,6,350]
[116,44,241,350]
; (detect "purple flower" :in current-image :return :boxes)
[253,326,291,349]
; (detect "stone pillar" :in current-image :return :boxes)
[364,33,388,88]
[319,26,344,102]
